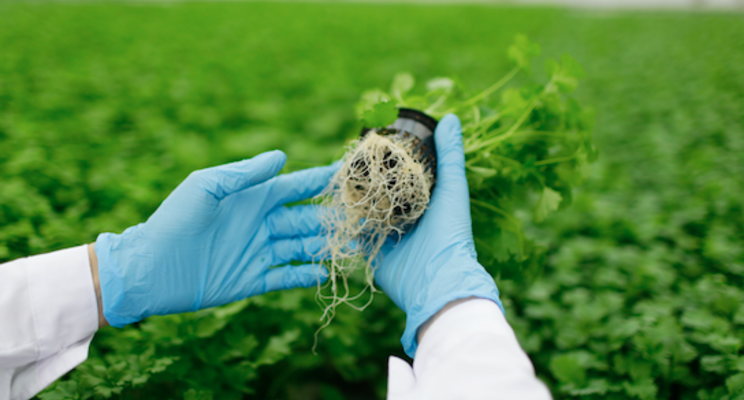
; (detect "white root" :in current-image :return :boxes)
[313,131,433,342]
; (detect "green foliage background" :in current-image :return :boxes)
[1,2,743,399]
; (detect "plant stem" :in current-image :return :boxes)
[442,67,520,115]
[470,198,520,228]
[424,94,448,115]
[470,198,525,258]
[491,154,523,167]
[534,150,580,166]
[512,131,568,141]
[465,81,554,155]
[466,153,521,168]
[465,100,536,154]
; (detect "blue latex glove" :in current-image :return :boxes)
[375,114,504,358]
[96,150,336,327]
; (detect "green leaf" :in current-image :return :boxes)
[221,335,260,361]
[728,373,744,395]
[550,353,587,386]
[492,228,523,262]
[673,339,698,363]
[131,374,151,386]
[0,245,9,259]
[195,316,229,338]
[149,357,177,374]
[549,54,585,94]
[534,187,563,222]
[253,330,300,367]
[681,308,717,330]
[210,298,250,319]
[561,54,586,79]
[508,34,541,73]
[355,89,391,118]
[468,166,497,178]
[38,382,80,400]
[710,335,742,354]
[734,305,744,325]
[554,75,579,94]
[698,387,730,400]
[390,72,415,101]
[426,77,455,93]
[544,58,560,79]
[628,359,653,381]
[361,101,398,128]
[623,378,658,400]
[701,355,729,374]
[587,143,600,162]
[568,379,619,396]
[93,385,122,399]
[499,87,529,116]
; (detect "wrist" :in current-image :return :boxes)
[400,259,503,358]
[95,230,151,327]
[417,297,477,343]
[88,243,109,328]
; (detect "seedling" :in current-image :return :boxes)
[315,108,438,330]
[314,35,596,338]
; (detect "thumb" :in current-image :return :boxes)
[434,114,467,185]
[431,114,470,210]
[196,150,287,200]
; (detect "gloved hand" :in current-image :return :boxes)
[375,114,504,358]
[95,150,336,327]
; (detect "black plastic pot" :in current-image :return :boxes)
[360,107,438,184]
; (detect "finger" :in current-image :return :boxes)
[271,235,326,265]
[194,150,287,200]
[263,263,329,293]
[266,205,325,239]
[434,114,466,183]
[269,161,340,205]
[431,114,471,215]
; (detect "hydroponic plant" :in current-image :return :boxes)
[315,35,597,327]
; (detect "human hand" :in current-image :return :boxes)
[95,151,336,327]
[374,114,503,358]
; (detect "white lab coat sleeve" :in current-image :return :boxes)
[387,299,552,400]
[0,245,99,400]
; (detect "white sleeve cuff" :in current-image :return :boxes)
[10,335,94,400]
[26,245,99,360]
[11,245,99,400]
[387,299,552,400]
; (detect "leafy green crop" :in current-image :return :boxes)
[0,3,742,400]
[358,35,596,277]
